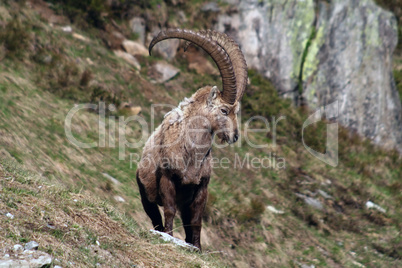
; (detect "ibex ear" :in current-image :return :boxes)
[207,86,219,107]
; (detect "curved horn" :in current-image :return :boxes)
[149,28,237,105]
[187,30,248,102]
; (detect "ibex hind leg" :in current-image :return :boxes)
[136,172,164,231]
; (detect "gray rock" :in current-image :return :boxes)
[0,249,52,268]
[149,30,180,60]
[177,10,187,24]
[129,17,146,45]
[13,244,23,252]
[150,229,198,251]
[295,193,324,211]
[114,196,125,203]
[216,0,315,99]
[122,40,148,57]
[304,197,324,211]
[365,200,386,213]
[301,265,315,268]
[266,205,285,214]
[61,26,72,33]
[102,173,120,185]
[0,260,13,267]
[302,0,402,152]
[24,241,39,251]
[46,224,55,229]
[113,50,141,70]
[216,0,402,152]
[150,61,180,83]
[201,2,221,12]
[317,190,333,200]
[29,254,52,267]
[221,0,239,4]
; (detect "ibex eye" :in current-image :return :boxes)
[221,109,228,115]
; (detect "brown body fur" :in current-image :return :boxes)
[137,86,239,249]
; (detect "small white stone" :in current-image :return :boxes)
[149,230,198,251]
[351,261,366,267]
[6,213,14,219]
[13,244,23,252]
[72,33,88,42]
[365,201,386,213]
[113,50,141,70]
[102,173,120,185]
[114,196,125,203]
[318,190,333,199]
[267,205,285,214]
[25,241,39,250]
[61,26,72,32]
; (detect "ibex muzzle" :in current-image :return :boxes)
[136,28,248,250]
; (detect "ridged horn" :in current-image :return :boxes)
[184,30,248,102]
[149,28,237,105]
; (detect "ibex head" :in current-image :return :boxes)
[149,29,248,144]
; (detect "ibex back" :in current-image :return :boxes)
[136,28,248,250]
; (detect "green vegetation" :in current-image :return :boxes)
[0,159,221,267]
[0,15,31,59]
[0,1,401,267]
[394,69,402,102]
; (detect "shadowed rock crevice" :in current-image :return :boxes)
[297,13,319,106]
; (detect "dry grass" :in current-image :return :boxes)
[0,158,220,267]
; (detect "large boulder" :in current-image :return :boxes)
[216,0,316,99]
[147,33,180,60]
[216,0,402,152]
[122,40,148,56]
[302,0,402,152]
[149,61,180,83]
[113,50,141,70]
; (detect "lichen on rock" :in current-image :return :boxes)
[302,0,402,152]
[217,0,402,152]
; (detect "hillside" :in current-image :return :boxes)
[0,159,218,267]
[1,1,402,267]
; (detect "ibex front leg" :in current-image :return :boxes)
[185,180,209,250]
[159,175,176,236]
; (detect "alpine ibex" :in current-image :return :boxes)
[136,29,247,250]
